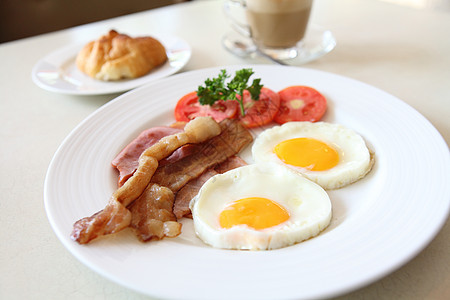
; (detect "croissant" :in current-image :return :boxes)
[76,30,167,81]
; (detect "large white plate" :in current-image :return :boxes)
[44,65,450,299]
[32,34,191,95]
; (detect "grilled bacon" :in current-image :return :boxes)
[71,117,221,244]
[173,156,248,219]
[129,183,181,241]
[71,118,252,244]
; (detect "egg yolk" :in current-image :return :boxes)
[219,197,290,230]
[274,137,339,171]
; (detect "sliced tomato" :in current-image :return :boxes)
[274,86,327,124]
[238,87,280,128]
[174,91,239,122]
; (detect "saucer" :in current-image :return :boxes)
[222,25,336,65]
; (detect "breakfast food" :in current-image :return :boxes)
[128,183,181,242]
[71,117,222,244]
[174,156,248,219]
[71,117,253,244]
[175,87,280,128]
[252,122,374,189]
[190,163,332,250]
[274,86,327,124]
[238,88,280,128]
[174,69,328,127]
[76,30,167,81]
[126,119,252,241]
[149,119,253,192]
[71,68,376,250]
[174,91,240,123]
[112,125,191,187]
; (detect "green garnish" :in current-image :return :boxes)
[196,68,263,116]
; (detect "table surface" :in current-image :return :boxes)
[1,0,449,299]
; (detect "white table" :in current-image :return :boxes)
[1,0,449,299]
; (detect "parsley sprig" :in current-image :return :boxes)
[196,68,263,116]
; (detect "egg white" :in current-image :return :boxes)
[252,122,374,189]
[190,163,332,250]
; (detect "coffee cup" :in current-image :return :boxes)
[224,0,313,59]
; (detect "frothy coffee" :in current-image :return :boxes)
[246,0,313,48]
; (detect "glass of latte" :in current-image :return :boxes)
[224,0,314,60]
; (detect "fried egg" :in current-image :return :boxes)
[252,122,374,189]
[190,163,332,250]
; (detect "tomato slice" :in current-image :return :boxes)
[174,91,239,122]
[238,87,280,128]
[274,86,327,124]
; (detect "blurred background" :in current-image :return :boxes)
[0,0,189,43]
[1,0,448,44]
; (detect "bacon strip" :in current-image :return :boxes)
[112,126,182,187]
[130,119,253,239]
[112,126,199,187]
[71,117,221,244]
[173,169,218,219]
[151,119,253,192]
[173,156,248,219]
[128,183,181,241]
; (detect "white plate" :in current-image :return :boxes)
[32,34,191,95]
[44,65,450,299]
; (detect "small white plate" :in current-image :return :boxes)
[32,34,191,95]
[44,65,450,299]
